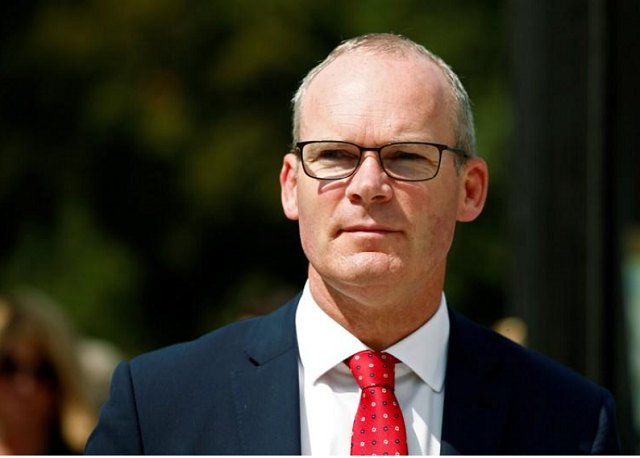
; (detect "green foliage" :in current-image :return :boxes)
[0,0,510,354]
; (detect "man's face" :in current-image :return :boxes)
[281,52,484,296]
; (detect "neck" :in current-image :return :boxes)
[1,420,52,455]
[308,265,445,350]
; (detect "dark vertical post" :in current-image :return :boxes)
[509,0,637,452]
[609,0,640,452]
[509,0,594,371]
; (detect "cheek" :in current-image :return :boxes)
[410,195,459,256]
[298,217,315,257]
[429,215,457,253]
[296,192,325,259]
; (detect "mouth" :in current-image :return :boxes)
[338,225,401,236]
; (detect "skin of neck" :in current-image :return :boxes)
[307,261,446,351]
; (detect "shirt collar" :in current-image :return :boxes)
[385,294,449,392]
[295,281,449,393]
[296,282,367,384]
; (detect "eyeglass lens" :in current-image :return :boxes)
[301,142,441,180]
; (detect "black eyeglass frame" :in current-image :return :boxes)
[293,140,469,182]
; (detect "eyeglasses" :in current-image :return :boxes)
[0,356,56,385]
[293,140,469,182]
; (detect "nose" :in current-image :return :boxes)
[345,151,393,205]
[13,372,38,396]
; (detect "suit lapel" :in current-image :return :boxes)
[230,298,511,454]
[441,308,510,455]
[232,294,302,455]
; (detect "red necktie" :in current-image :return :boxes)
[346,351,408,456]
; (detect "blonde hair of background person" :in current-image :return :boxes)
[0,289,96,454]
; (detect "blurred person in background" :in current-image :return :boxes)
[78,338,123,415]
[0,289,96,454]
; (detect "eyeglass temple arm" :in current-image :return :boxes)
[447,147,470,159]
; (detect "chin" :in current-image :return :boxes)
[332,252,405,285]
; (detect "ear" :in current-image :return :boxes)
[456,157,489,222]
[280,153,300,221]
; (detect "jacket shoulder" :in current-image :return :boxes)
[447,308,619,454]
[449,307,602,394]
[129,294,299,379]
[87,296,300,454]
[130,313,258,376]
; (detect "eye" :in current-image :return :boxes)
[383,144,440,166]
[317,148,358,160]
[390,151,427,161]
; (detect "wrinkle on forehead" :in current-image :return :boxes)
[307,106,430,144]
[299,53,455,145]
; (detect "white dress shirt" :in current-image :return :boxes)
[296,281,450,455]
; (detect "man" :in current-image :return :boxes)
[86,33,620,455]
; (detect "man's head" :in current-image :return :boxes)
[280,33,488,311]
[291,33,477,160]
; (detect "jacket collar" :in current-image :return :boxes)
[232,293,302,455]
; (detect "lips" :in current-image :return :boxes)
[339,225,400,234]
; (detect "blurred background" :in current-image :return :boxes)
[0,0,637,453]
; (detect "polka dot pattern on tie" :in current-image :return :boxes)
[346,351,408,456]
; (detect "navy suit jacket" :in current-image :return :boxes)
[86,294,620,454]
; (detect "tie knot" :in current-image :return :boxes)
[346,351,398,390]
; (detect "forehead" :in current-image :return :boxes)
[4,336,43,361]
[300,51,455,143]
